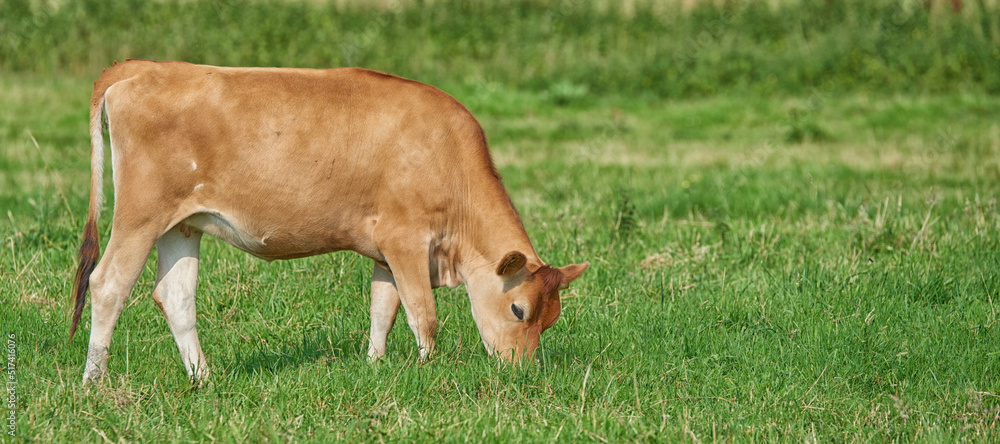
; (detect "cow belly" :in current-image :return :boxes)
[180,211,379,261]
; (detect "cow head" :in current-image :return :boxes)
[469,251,588,362]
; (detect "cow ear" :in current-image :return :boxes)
[557,262,589,290]
[496,251,527,278]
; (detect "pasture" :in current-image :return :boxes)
[2,0,999,441]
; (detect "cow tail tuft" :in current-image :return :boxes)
[70,87,108,340]
[70,220,99,340]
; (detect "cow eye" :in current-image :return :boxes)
[511,303,524,321]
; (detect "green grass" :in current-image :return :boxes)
[2,0,1000,97]
[2,70,998,441]
[3,0,1000,441]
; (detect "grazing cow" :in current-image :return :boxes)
[71,60,588,385]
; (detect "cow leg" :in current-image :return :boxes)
[153,225,208,384]
[367,263,401,361]
[82,227,158,385]
[377,240,437,360]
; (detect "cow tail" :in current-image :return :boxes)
[70,87,108,340]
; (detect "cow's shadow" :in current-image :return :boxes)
[223,330,365,376]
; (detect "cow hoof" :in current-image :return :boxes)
[189,373,209,389]
[81,368,104,386]
[417,347,434,362]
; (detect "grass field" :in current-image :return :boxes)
[3,0,1000,97]
[3,0,1000,442]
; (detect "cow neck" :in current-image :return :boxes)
[455,173,541,283]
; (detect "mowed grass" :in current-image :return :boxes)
[2,69,999,442]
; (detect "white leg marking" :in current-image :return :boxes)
[154,227,208,384]
[368,263,401,361]
[83,231,158,385]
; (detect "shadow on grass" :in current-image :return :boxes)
[224,330,365,376]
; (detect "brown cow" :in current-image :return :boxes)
[71,60,588,385]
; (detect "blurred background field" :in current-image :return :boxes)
[3,0,999,97]
[2,0,999,442]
